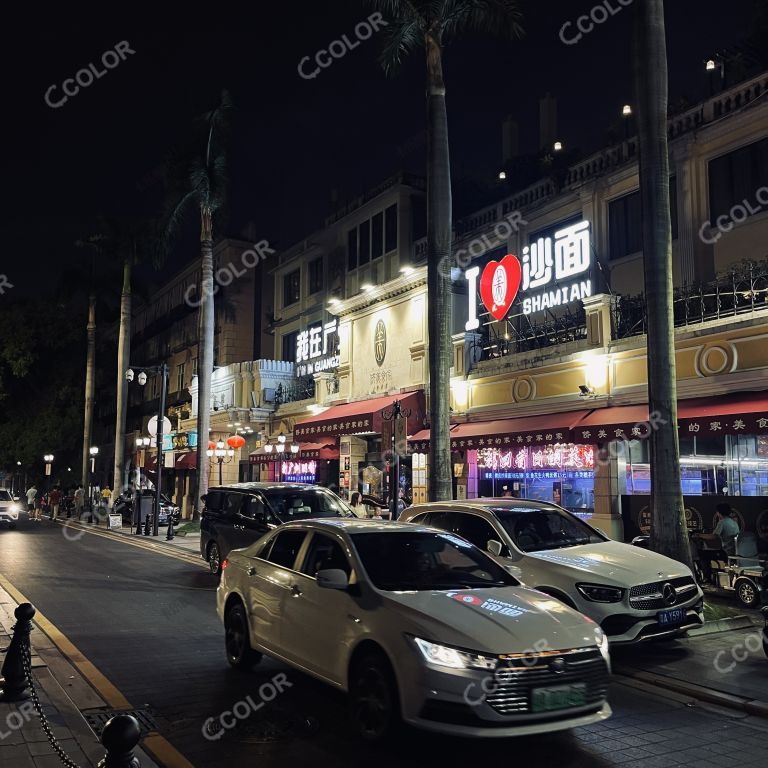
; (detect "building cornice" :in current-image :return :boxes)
[329,267,428,317]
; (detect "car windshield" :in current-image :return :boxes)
[0,490,12,502]
[263,488,354,521]
[352,531,518,591]
[493,506,605,552]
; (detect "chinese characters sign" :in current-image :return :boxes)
[477,444,595,472]
[281,460,317,482]
[296,319,340,377]
[465,220,592,328]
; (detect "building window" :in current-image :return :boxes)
[371,212,383,259]
[176,363,185,392]
[347,228,358,271]
[283,269,301,307]
[709,138,768,222]
[282,330,299,362]
[608,178,678,260]
[359,220,370,265]
[385,204,398,253]
[308,257,323,294]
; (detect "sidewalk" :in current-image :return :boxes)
[613,612,768,718]
[0,587,160,768]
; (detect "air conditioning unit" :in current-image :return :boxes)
[263,388,276,403]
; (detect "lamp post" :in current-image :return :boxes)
[126,363,168,537]
[43,455,54,493]
[207,440,235,485]
[263,433,299,481]
[88,446,99,522]
[382,400,411,519]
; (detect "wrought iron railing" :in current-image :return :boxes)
[468,305,588,368]
[274,376,315,406]
[612,260,768,339]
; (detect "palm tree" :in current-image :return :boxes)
[633,0,693,568]
[163,90,233,516]
[369,0,523,501]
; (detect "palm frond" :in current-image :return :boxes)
[439,0,524,42]
[379,17,425,74]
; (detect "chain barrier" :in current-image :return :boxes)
[20,643,82,768]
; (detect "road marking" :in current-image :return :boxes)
[0,572,197,767]
[55,520,207,568]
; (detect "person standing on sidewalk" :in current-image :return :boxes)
[49,486,62,520]
[73,485,85,520]
[26,485,38,518]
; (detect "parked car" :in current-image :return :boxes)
[114,489,181,527]
[401,500,704,644]
[0,489,20,529]
[217,519,611,741]
[201,483,354,575]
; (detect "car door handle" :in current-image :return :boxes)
[247,566,257,576]
[291,584,303,598]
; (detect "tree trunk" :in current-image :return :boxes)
[425,34,453,502]
[195,204,215,518]
[81,296,96,491]
[633,0,693,569]
[112,259,131,499]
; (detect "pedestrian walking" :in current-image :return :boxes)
[74,484,85,519]
[26,485,38,519]
[49,486,62,520]
[101,485,112,510]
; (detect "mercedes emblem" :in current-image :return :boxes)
[662,582,677,606]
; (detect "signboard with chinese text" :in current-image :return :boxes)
[281,460,318,483]
[296,320,339,378]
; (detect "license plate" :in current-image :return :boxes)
[531,683,586,713]
[658,608,686,626]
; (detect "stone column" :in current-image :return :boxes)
[583,293,614,348]
[592,446,625,540]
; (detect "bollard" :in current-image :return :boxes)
[143,513,150,536]
[0,603,35,701]
[98,714,141,768]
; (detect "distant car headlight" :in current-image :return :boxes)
[576,583,625,603]
[412,637,497,670]
[595,628,611,667]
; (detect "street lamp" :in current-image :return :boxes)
[126,363,168,538]
[207,440,235,485]
[88,446,99,520]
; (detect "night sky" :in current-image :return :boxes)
[0,0,758,297]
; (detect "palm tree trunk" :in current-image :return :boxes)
[112,258,131,498]
[425,34,453,503]
[195,204,215,517]
[633,0,693,568]
[81,295,96,492]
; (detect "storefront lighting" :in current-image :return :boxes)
[361,283,374,292]
[399,266,414,275]
[328,298,341,306]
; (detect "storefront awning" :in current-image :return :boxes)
[174,452,197,470]
[293,391,425,440]
[249,441,339,464]
[572,390,768,442]
[408,410,592,452]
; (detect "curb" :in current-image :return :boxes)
[689,615,759,636]
[614,666,768,720]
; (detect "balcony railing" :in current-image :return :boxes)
[274,376,316,406]
[613,260,768,339]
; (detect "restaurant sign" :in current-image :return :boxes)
[465,220,592,329]
[296,319,340,377]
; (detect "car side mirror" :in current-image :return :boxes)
[487,539,503,557]
[316,569,349,590]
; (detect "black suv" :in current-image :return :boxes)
[200,482,354,574]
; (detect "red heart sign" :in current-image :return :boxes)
[479,254,521,321]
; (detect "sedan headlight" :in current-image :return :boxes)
[576,583,625,603]
[412,637,497,670]
[595,628,611,667]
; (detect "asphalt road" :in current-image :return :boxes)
[1,514,767,768]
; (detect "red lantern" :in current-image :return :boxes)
[227,435,246,450]
[208,441,217,451]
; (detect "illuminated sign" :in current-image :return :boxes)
[465,220,592,327]
[477,445,595,472]
[296,320,339,377]
[281,460,318,483]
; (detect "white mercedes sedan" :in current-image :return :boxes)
[217,519,612,741]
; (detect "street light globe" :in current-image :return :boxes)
[264,444,273,453]
[622,104,632,117]
[125,368,135,382]
[16,460,21,466]
[290,444,300,454]
[277,433,286,444]
[276,443,285,453]
[553,141,564,152]
[706,59,716,71]
[89,446,99,456]
[216,440,225,451]
[498,170,507,180]
[137,371,148,386]
[206,449,214,458]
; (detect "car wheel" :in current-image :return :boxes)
[349,651,399,742]
[224,602,262,669]
[735,578,759,608]
[208,542,222,576]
